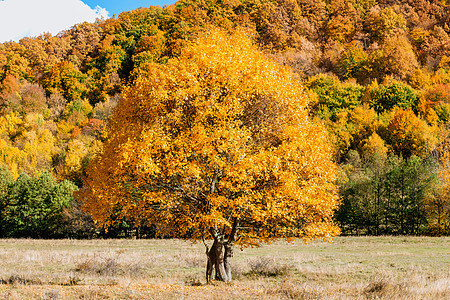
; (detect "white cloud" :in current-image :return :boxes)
[0,0,109,42]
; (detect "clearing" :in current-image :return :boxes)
[0,236,448,299]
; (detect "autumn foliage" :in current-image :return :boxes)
[80,30,340,281]
[1,0,450,239]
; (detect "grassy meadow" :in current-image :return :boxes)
[0,236,448,299]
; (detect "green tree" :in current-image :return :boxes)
[1,172,77,238]
[0,165,14,236]
[307,74,364,120]
[368,82,419,113]
[338,151,386,235]
[384,155,430,235]
[337,41,368,81]
[338,153,432,235]
[41,61,87,102]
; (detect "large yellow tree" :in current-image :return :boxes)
[80,29,339,282]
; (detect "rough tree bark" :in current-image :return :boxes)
[206,237,230,282]
[205,219,238,283]
[224,242,233,281]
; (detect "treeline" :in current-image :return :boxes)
[339,153,435,235]
[0,0,450,236]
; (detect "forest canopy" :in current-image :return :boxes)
[0,0,449,238]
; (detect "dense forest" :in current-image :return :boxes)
[0,0,449,238]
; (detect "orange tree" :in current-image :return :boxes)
[428,139,450,235]
[79,29,339,282]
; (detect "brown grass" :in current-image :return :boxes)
[0,236,448,299]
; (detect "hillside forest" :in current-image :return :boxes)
[0,0,450,238]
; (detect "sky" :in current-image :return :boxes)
[0,0,175,43]
[83,0,173,16]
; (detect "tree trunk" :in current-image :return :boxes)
[205,219,238,283]
[206,240,216,282]
[206,239,232,282]
[224,242,233,281]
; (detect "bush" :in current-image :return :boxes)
[246,257,291,277]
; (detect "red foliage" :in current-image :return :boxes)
[82,118,105,136]
[70,126,81,139]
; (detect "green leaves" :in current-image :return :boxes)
[338,153,432,235]
[0,171,77,238]
[307,74,364,120]
[368,82,419,113]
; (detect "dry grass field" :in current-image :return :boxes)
[0,236,448,299]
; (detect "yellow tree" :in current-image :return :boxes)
[387,108,436,158]
[428,138,450,235]
[80,29,339,282]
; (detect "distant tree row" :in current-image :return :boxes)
[337,152,450,235]
[2,0,450,97]
[0,166,160,238]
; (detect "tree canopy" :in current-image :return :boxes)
[80,29,340,281]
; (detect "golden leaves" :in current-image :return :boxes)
[82,28,339,245]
